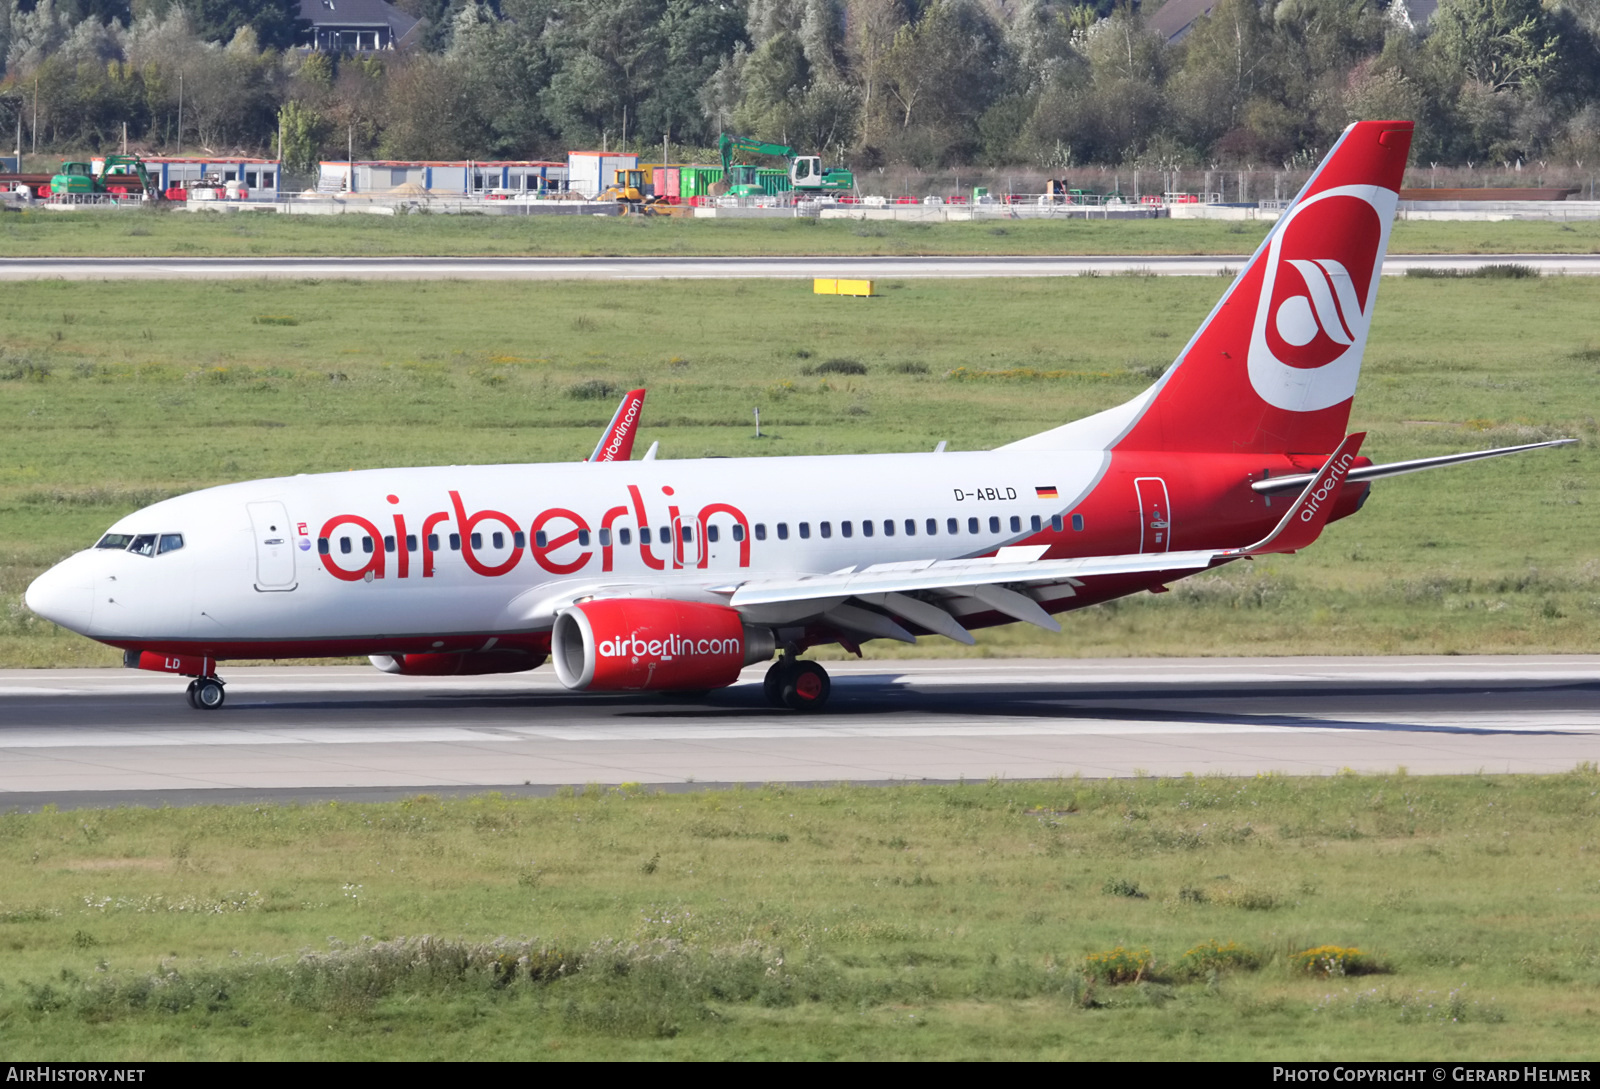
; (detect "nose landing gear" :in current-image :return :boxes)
[763,656,831,712]
[185,676,226,710]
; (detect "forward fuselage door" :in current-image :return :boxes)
[247,501,298,591]
[1134,477,1172,553]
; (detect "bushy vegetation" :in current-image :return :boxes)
[1,773,1597,1058]
[2,0,1600,175]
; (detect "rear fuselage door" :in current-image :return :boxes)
[247,501,298,591]
[1134,477,1172,553]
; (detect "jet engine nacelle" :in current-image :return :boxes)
[369,650,547,676]
[552,598,774,692]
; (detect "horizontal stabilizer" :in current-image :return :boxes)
[1225,432,1365,557]
[1251,438,1575,495]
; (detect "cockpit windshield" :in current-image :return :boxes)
[94,532,184,556]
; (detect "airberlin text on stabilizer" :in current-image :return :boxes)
[1299,452,1356,523]
[1272,1069,1593,1083]
[5,1069,147,1083]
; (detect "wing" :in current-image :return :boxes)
[515,435,1365,646]
[712,433,1366,643]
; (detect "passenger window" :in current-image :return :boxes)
[362,537,374,554]
[340,537,352,555]
[841,521,853,538]
[681,525,693,543]
[1051,515,1064,533]
[732,525,745,542]
[129,534,157,557]
[865,520,876,537]
[471,533,483,549]
[777,523,789,540]
[158,534,184,555]
[514,531,526,549]
[883,520,894,537]
[491,532,503,549]
[384,535,395,553]
[707,524,720,543]
[820,522,832,539]
[641,527,652,545]
[535,531,547,548]
[96,533,133,550]
[754,524,766,541]
[799,522,810,539]
[1031,515,1042,532]
[406,534,418,552]
[428,533,440,551]
[619,528,632,546]
[927,519,937,536]
[968,517,980,535]
[1073,513,1085,532]
[576,530,589,547]
[449,533,461,551]
[318,538,330,555]
[989,516,1000,534]
[599,528,612,547]
[1009,516,1021,533]
[946,518,958,535]
[658,526,669,544]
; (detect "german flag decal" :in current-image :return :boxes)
[1035,485,1059,498]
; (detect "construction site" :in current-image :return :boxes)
[4,135,1600,224]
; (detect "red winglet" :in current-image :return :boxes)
[588,388,647,462]
[1228,432,1366,557]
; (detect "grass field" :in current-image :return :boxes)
[1,272,1595,667]
[5,207,1600,257]
[2,775,1597,1059]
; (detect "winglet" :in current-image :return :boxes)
[1227,432,1366,557]
[588,388,647,462]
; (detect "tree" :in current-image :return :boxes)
[186,0,307,51]
[1429,0,1558,94]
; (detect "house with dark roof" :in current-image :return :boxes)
[1145,0,1438,43]
[298,0,420,52]
[1146,0,1218,43]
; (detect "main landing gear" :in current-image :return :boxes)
[185,676,226,710]
[763,656,831,712]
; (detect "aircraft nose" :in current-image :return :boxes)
[25,560,94,634]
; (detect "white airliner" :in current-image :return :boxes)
[24,120,1568,711]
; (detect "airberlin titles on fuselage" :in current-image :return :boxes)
[316,484,753,582]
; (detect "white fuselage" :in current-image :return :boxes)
[26,448,1109,655]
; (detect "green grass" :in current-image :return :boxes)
[2,274,1597,666]
[5,206,1600,257]
[1,774,1597,1059]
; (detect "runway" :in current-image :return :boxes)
[1,254,1598,279]
[2,656,1596,809]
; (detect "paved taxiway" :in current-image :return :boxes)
[2,254,1600,280]
[2,656,1596,808]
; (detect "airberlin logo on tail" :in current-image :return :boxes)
[1275,259,1363,347]
[1248,184,1397,413]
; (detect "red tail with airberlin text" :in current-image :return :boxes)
[1114,120,1412,456]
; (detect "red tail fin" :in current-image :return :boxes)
[589,388,647,462]
[1114,121,1412,455]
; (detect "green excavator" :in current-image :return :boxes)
[50,155,161,202]
[715,133,853,198]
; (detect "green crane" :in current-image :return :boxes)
[715,133,854,198]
